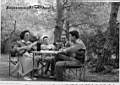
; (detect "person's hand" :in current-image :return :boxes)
[59,48,63,52]
[57,49,65,54]
[69,57,76,61]
[32,46,37,50]
[26,45,32,50]
[37,39,42,44]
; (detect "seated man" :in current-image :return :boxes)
[61,35,67,48]
[41,35,55,77]
[55,30,86,81]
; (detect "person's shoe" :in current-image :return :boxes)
[32,77,38,80]
[33,73,40,78]
[43,74,48,77]
[23,76,32,80]
[49,75,55,79]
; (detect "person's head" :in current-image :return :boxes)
[20,30,30,41]
[61,35,66,42]
[42,35,49,45]
[69,30,79,42]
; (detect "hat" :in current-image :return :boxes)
[41,35,48,40]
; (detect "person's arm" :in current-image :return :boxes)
[17,41,38,51]
[63,44,81,53]
[29,41,38,48]
[48,44,56,50]
[15,45,28,52]
[57,44,80,55]
[10,41,27,55]
[64,40,86,53]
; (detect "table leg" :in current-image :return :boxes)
[41,55,44,76]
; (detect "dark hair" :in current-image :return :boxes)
[55,25,60,29]
[69,30,79,39]
[43,36,48,40]
[20,30,30,39]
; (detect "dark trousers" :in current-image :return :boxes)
[44,53,70,76]
[44,57,55,76]
[55,54,80,81]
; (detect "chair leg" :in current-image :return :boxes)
[82,66,86,81]
[76,69,78,78]
[38,61,46,76]
[18,57,20,80]
[9,54,11,79]
[32,53,34,79]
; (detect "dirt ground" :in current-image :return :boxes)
[0,54,119,82]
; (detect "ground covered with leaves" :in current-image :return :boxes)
[0,54,119,82]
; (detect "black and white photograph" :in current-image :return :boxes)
[0,0,119,84]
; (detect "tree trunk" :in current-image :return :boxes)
[95,2,120,72]
[104,2,119,50]
[109,2,120,36]
[54,0,63,42]
[64,6,70,40]
[6,20,16,53]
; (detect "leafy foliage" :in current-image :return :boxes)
[1,0,119,74]
[1,0,56,53]
[62,1,119,73]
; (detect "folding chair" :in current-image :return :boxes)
[32,52,47,77]
[63,49,87,81]
[9,49,20,79]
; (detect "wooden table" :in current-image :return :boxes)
[32,50,59,55]
[32,50,59,77]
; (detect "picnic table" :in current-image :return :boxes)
[32,50,60,77]
[32,50,59,55]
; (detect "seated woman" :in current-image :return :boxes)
[10,30,40,80]
[40,35,55,77]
